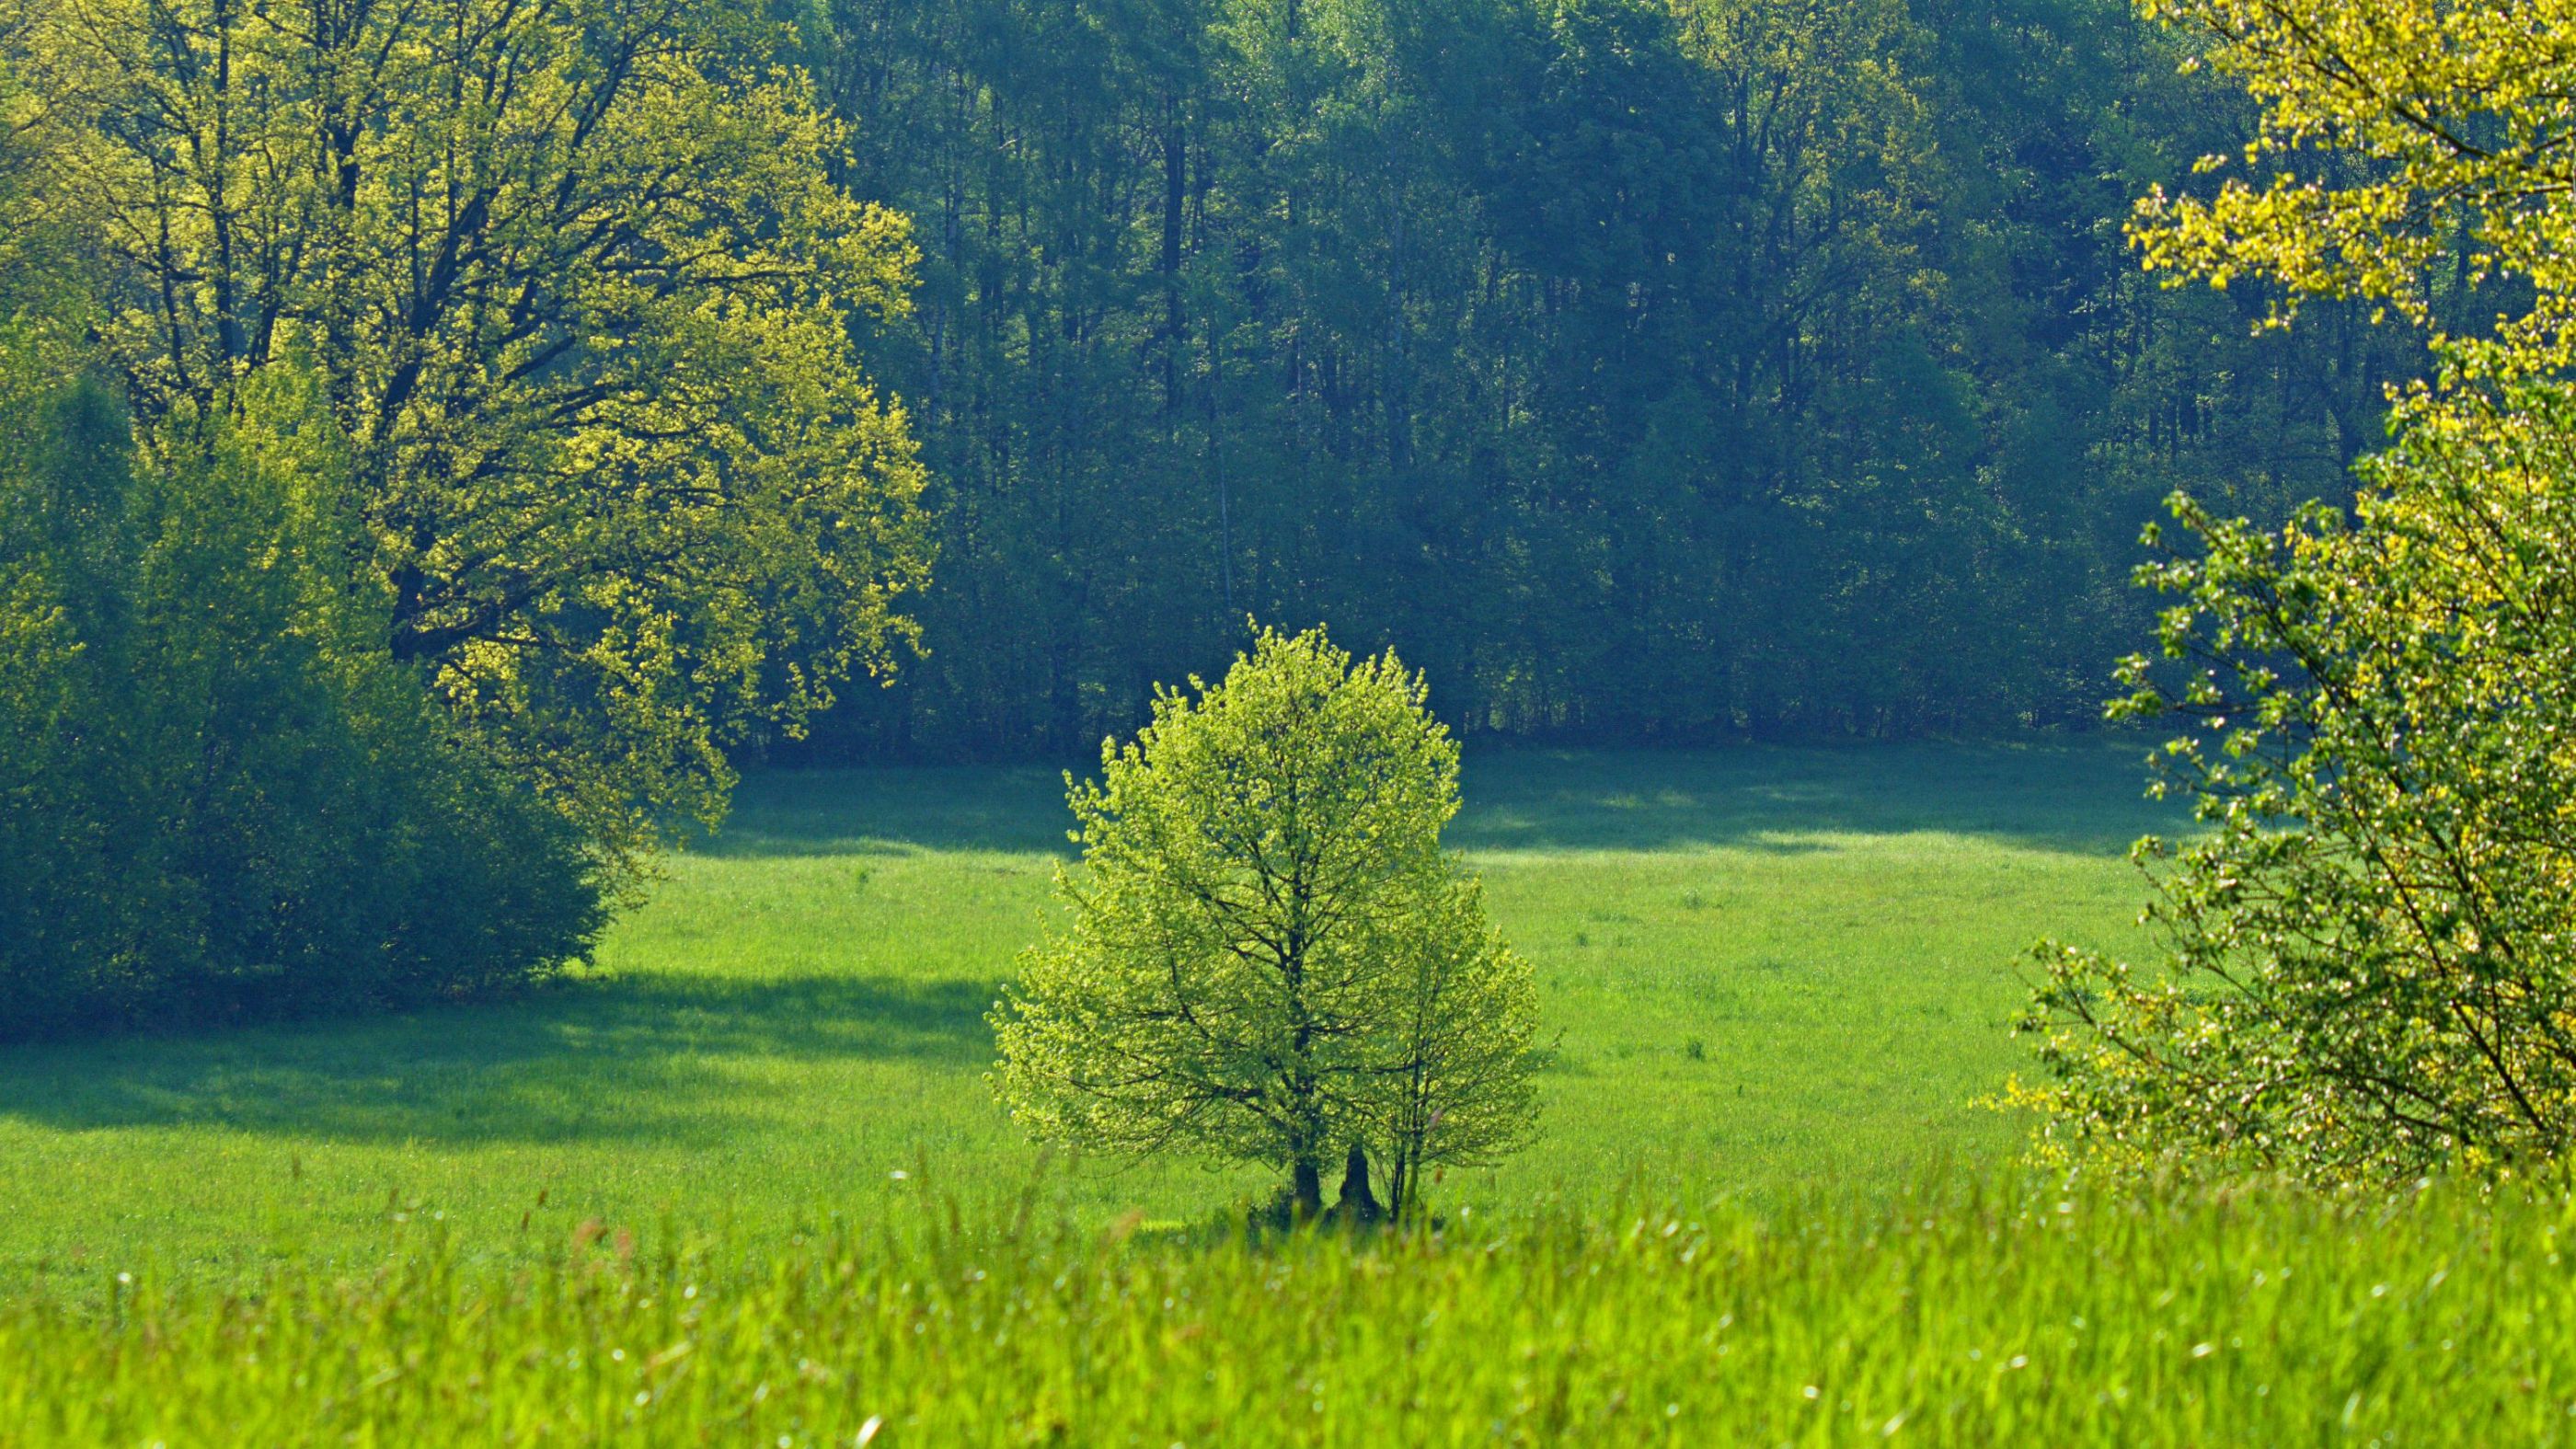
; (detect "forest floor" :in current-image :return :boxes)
[0,741,2182,1284]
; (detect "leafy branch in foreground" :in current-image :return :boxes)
[2131,0,2576,389]
[2018,0,2576,1182]
[2017,389,2576,1179]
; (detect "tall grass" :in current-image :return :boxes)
[7,1171,2569,1445]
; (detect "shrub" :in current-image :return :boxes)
[0,381,604,1038]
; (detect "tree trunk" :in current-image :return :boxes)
[1292,1156,1323,1220]
[1159,96,1186,422]
[1334,1142,1384,1225]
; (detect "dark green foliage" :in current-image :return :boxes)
[0,383,604,1039]
[788,0,2413,760]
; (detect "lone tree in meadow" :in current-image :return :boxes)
[991,626,1538,1221]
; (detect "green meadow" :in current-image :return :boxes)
[18,742,2575,1448]
[0,742,2172,1282]
[12,0,2561,1435]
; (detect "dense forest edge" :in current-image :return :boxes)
[780,0,2418,757]
[4,0,2434,1032]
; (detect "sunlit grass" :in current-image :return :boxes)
[0,742,2178,1282]
[17,741,2524,1443]
[5,1172,2565,1446]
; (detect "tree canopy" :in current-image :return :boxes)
[2015,0,2576,1182]
[992,627,1538,1220]
[10,0,932,863]
[0,0,931,1030]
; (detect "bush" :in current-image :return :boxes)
[0,381,604,1038]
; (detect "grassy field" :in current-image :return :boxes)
[20,741,2562,1447]
[0,742,2179,1282]
[7,1174,2566,1445]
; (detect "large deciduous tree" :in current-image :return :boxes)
[991,627,1538,1221]
[10,0,932,864]
[2015,0,2576,1182]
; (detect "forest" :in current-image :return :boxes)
[787,0,2413,755]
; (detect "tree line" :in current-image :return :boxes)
[784,0,2415,759]
[2,0,2496,1064]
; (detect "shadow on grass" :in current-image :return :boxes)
[692,764,1079,860]
[0,972,995,1148]
[697,740,2184,863]
[1444,741,2185,857]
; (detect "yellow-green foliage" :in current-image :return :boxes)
[8,0,931,864]
[994,627,1538,1217]
[2022,0,2576,1182]
[2134,0,2576,389]
[8,1173,2576,1445]
[2023,388,2576,1180]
